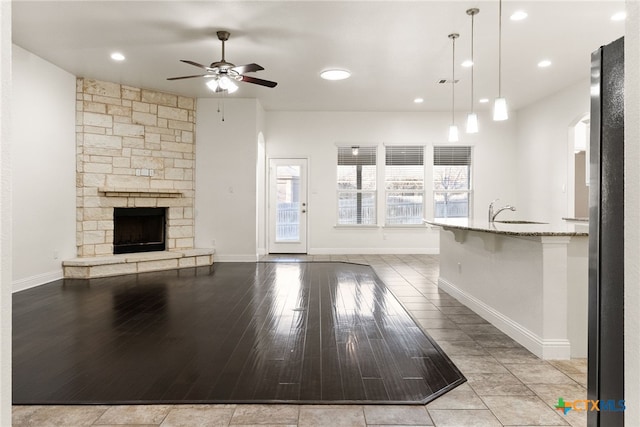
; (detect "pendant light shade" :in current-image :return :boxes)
[493,97,508,121]
[448,33,460,143]
[448,124,460,142]
[466,8,480,133]
[466,112,479,133]
[493,0,509,121]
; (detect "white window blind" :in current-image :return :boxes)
[434,146,472,166]
[337,146,377,166]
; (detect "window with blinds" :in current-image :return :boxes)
[385,145,425,225]
[433,146,472,219]
[337,146,377,225]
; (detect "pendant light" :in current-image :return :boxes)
[448,33,460,142]
[493,0,508,121]
[466,8,480,133]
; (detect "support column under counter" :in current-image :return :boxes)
[426,219,588,360]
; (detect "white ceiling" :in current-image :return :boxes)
[12,1,625,112]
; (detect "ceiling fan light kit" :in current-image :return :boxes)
[206,76,238,93]
[167,30,277,93]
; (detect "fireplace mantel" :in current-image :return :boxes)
[98,187,183,198]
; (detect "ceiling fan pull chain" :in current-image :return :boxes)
[216,98,225,122]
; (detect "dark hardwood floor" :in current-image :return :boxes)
[12,262,465,404]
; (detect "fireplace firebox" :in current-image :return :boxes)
[113,208,166,254]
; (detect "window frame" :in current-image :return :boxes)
[384,144,426,227]
[433,146,473,220]
[336,145,378,226]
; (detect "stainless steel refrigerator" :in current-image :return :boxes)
[588,36,624,427]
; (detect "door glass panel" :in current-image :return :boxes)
[275,165,301,242]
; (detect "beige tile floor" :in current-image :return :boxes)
[12,254,587,427]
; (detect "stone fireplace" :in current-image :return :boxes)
[63,78,213,278]
[75,78,196,257]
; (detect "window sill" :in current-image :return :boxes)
[382,224,428,229]
[334,225,379,229]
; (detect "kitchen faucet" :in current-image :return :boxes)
[488,199,516,222]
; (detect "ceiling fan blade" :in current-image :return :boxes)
[240,75,278,88]
[167,74,209,81]
[180,59,212,70]
[232,63,264,74]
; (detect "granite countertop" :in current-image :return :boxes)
[423,218,589,237]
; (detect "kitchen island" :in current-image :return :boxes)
[425,218,588,360]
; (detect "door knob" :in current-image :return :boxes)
[302,209,307,213]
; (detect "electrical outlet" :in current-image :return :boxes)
[53,251,59,260]
[457,262,462,274]
[211,239,216,247]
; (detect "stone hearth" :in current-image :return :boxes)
[63,249,215,279]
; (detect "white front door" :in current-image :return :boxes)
[268,159,308,254]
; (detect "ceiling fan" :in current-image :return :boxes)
[167,30,277,93]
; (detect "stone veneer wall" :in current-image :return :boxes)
[76,78,196,257]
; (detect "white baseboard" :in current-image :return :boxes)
[308,248,439,255]
[257,247,267,256]
[13,270,63,293]
[214,254,259,262]
[438,277,571,360]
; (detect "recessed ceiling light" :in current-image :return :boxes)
[538,60,552,68]
[611,11,626,21]
[110,52,125,61]
[461,60,473,68]
[414,98,424,104]
[510,10,528,21]
[479,98,489,103]
[320,69,351,80]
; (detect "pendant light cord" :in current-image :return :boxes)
[470,12,475,113]
[451,34,457,124]
[498,0,502,97]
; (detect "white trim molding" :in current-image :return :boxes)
[12,270,63,293]
[214,254,259,262]
[439,277,571,359]
[308,247,438,255]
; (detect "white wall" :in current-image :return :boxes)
[0,2,12,423]
[625,0,639,424]
[256,102,267,255]
[265,111,518,253]
[515,78,590,222]
[195,98,262,261]
[11,45,76,291]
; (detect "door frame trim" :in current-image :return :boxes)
[267,157,309,254]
